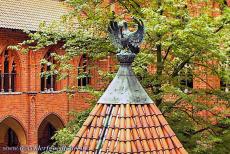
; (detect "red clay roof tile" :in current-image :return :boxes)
[65,104,187,154]
[0,0,71,31]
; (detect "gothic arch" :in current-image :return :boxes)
[37,113,64,153]
[37,113,65,130]
[0,47,21,92]
[0,116,27,146]
[40,45,63,59]
[40,50,57,91]
[0,45,22,71]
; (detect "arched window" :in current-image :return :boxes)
[77,54,91,88]
[0,50,17,92]
[41,51,56,92]
[179,64,193,93]
[0,117,26,154]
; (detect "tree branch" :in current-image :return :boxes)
[163,45,172,63]
[214,20,230,33]
[171,52,197,77]
[162,97,183,114]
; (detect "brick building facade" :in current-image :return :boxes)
[0,29,113,154]
[0,0,229,154]
[0,1,114,154]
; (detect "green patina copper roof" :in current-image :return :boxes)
[97,51,153,104]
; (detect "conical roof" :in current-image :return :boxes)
[98,52,153,104]
[65,52,187,154]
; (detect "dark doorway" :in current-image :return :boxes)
[37,114,64,154]
[38,123,57,154]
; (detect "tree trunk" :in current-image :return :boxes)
[155,43,163,106]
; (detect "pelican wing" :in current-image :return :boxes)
[128,18,144,47]
[108,21,123,49]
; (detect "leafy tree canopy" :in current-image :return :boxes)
[12,0,230,153]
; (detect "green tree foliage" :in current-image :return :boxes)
[13,0,230,153]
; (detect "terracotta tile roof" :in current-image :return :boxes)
[66,52,187,153]
[0,0,69,31]
[65,103,188,154]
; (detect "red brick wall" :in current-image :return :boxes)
[0,29,112,153]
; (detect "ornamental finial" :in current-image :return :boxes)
[108,18,144,54]
[116,50,136,64]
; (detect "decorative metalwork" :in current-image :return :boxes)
[116,50,136,64]
[98,18,153,104]
[108,18,144,54]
